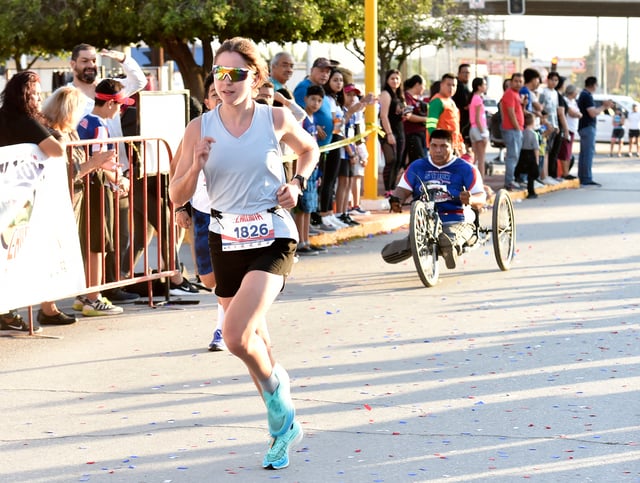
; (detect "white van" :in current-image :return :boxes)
[592,94,638,142]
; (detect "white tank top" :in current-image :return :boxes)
[190,171,210,214]
[201,103,298,240]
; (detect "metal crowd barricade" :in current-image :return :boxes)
[66,135,179,307]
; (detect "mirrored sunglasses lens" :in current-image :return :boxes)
[213,66,249,82]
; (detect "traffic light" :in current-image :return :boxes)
[508,0,525,15]
[550,56,558,72]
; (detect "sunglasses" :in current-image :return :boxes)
[212,65,254,82]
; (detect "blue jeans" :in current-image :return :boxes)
[502,128,523,186]
[578,125,596,183]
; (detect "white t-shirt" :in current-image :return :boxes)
[627,110,640,130]
[565,97,580,133]
[539,87,559,128]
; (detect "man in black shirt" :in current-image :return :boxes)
[452,63,472,148]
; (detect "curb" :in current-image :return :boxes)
[309,178,579,247]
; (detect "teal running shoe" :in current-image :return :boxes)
[263,363,295,436]
[262,420,303,470]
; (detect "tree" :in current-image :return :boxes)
[584,43,640,98]
[0,0,136,71]
[0,0,470,101]
[347,0,474,85]
[137,0,357,100]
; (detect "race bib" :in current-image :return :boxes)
[219,211,275,251]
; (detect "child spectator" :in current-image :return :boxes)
[536,110,555,185]
[345,85,373,216]
[518,112,540,199]
[295,85,327,254]
[75,79,132,316]
[350,141,370,215]
[335,84,364,226]
[610,107,625,157]
[255,81,275,105]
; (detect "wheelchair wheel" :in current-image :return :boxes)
[409,200,440,287]
[491,189,516,271]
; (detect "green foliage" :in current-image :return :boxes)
[0,0,138,69]
[347,0,474,84]
[0,0,469,98]
[584,43,640,98]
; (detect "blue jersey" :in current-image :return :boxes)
[397,156,483,223]
[302,115,318,140]
[77,114,113,154]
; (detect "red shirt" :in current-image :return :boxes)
[500,88,524,130]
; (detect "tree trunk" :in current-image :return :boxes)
[162,39,205,101]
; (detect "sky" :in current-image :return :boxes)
[499,16,640,62]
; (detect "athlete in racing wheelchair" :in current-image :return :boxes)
[381,129,486,269]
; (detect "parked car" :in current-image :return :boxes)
[483,97,499,117]
[575,94,639,142]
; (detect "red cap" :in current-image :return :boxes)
[95,91,135,105]
[344,84,362,96]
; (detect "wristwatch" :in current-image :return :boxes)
[293,174,307,190]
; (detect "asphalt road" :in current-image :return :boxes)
[1,153,639,482]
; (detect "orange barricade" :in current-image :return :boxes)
[66,135,180,306]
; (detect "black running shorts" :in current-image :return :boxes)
[208,233,296,298]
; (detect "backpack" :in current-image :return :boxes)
[489,102,505,148]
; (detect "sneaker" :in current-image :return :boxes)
[321,216,342,229]
[310,212,322,226]
[262,420,303,470]
[264,364,295,437]
[72,296,89,311]
[296,245,319,256]
[102,288,140,304]
[349,206,370,216]
[37,309,77,326]
[82,296,124,317]
[169,278,199,296]
[308,225,321,235]
[542,176,559,186]
[438,232,457,269]
[309,244,327,253]
[505,182,523,191]
[332,214,352,228]
[327,215,349,229]
[563,174,577,180]
[581,180,602,187]
[533,180,545,189]
[0,310,42,333]
[208,329,226,352]
[526,192,538,199]
[381,237,412,264]
[339,213,360,226]
[316,222,336,232]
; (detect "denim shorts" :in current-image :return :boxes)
[297,166,319,214]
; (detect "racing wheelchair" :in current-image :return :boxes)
[406,185,516,287]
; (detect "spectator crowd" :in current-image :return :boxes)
[0,46,623,335]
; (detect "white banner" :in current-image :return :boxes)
[0,144,86,312]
